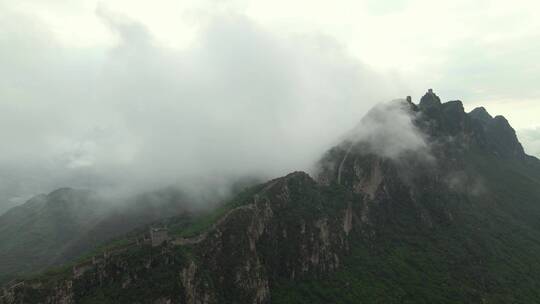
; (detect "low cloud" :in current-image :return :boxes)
[0,8,403,213]
[444,170,486,197]
[519,128,540,158]
[347,100,430,159]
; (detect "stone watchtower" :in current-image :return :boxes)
[150,227,169,247]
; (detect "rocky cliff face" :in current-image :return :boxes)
[3,90,540,303]
[2,172,353,304]
[316,90,523,233]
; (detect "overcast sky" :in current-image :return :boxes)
[1,0,539,213]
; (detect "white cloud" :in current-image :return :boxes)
[0,0,539,213]
[519,128,540,158]
[0,6,402,213]
[348,100,429,159]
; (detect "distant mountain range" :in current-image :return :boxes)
[2,90,540,304]
[0,186,207,285]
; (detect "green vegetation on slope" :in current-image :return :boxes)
[272,151,540,303]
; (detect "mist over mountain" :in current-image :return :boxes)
[519,127,540,158]
[2,90,540,303]
[2,1,540,303]
[2,4,540,217]
[0,9,404,215]
[0,174,262,285]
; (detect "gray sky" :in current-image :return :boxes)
[1,0,539,212]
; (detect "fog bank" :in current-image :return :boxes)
[0,8,404,213]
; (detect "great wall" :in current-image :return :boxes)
[0,202,258,300]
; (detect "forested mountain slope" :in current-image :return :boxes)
[3,90,540,304]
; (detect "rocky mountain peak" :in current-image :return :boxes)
[411,91,526,160]
[3,89,540,303]
[469,106,493,123]
[317,89,530,192]
[485,115,526,158]
[418,88,442,110]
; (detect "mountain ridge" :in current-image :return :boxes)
[3,90,540,303]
